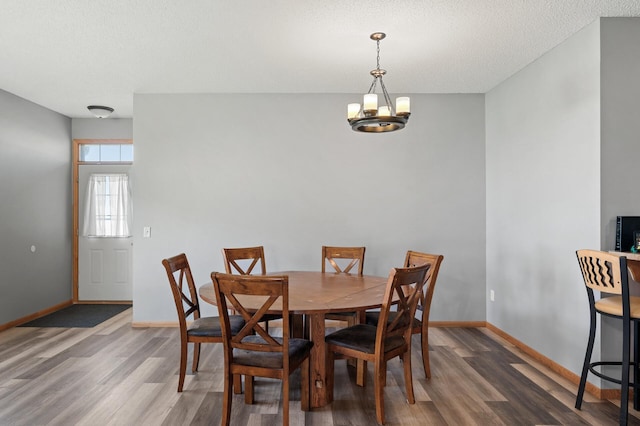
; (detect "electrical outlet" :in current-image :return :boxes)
[490,290,495,302]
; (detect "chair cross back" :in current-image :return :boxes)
[164,255,200,321]
[405,251,441,309]
[322,246,365,275]
[228,257,262,275]
[213,273,289,352]
[223,246,266,275]
[173,270,200,318]
[379,265,430,341]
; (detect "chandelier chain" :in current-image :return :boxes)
[376,39,381,71]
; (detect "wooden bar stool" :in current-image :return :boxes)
[575,249,640,425]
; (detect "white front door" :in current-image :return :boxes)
[78,164,133,301]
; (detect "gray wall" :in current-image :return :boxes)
[131,93,486,322]
[599,18,640,372]
[0,89,72,324]
[485,20,602,377]
[71,118,133,140]
[601,18,640,249]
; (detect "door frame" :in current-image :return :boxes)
[72,139,133,303]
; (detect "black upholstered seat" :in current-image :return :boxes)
[187,315,245,337]
[325,324,405,354]
[233,335,314,369]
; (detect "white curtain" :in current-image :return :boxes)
[82,173,132,237]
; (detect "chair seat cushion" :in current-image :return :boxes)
[596,296,640,319]
[325,324,406,354]
[365,311,422,329]
[233,335,313,369]
[187,315,245,337]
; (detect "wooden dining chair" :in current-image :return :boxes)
[322,246,365,275]
[211,272,313,426]
[575,250,640,425]
[162,253,245,392]
[323,246,366,327]
[222,246,281,331]
[325,264,429,425]
[366,251,444,379]
[222,246,267,275]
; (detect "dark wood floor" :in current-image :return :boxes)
[0,308,638,425]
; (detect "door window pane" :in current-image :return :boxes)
[121,145,134,161]
[100,145,121,162]
[80,145,100,162]
[79,144,133,163]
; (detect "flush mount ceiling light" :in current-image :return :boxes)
[347,32,410,133]
[87,105,114,119]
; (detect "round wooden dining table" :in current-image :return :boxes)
[199,270,389,408]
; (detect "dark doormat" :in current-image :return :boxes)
[19,304,132,328]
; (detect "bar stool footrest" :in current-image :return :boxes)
[589,361,638,387]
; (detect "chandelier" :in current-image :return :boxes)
[347,32,410,133]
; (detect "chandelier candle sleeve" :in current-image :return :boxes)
[363,94,378,115]
[396,97,410,116]
[348,103,361,119]
[378,106,391,117]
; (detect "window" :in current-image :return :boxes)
[79,144,133,163]
[82,174,132,237]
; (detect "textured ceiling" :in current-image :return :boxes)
[1,0,639,118]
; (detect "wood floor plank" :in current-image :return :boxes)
[1,309,638,425]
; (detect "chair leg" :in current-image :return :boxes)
[233,374,242,394]
[421,323,431,379]
[356,359,367,387]
[283,375,290,426]
[192,342,201,373]
[402,350,415,404]
[326,348,335,403]
[374,360,385,425]
[576,310,596,409]
[621,318,630,425]
[245,375,255,404]
[634,320,640,411]
[178,340,188,392]
[221,369,233,426]
[301,357,311,411]
[304,315,310,340]
[347,316,357,367]
[381,361,387,388]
